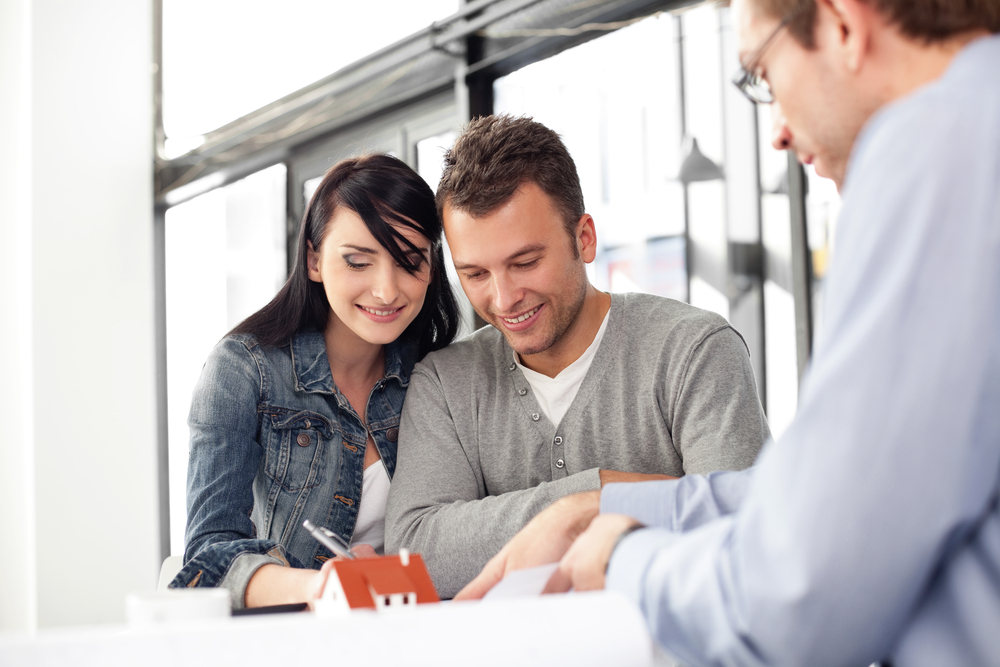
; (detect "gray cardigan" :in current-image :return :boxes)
[385,292,769,597]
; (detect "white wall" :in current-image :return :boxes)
[0,0,160,630]
[0,0,38,635]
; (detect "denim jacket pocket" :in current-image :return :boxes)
[262,409,336,492]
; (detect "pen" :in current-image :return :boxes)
[302,519,355,559]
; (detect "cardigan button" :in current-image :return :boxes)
[518,388,527,396]
[553,436,563,445]
[386,428,399,442]
[296,433,311,447]
[509,362,516,371]
[555,459,565,469]
[531,413,540,422]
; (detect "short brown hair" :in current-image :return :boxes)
[436,115,585,243]
[750,0,1000,48]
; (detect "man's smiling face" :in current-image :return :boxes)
[444,181,592,360]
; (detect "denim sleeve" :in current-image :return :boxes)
[169,337,291,609]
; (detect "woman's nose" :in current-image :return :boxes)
[372,266,400,304]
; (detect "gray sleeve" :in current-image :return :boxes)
[385,367,601,598]
[670,326,769,475]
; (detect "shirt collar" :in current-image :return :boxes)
[291,330,413,394]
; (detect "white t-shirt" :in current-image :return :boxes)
[350,457,390,554]
[514,309,611,427]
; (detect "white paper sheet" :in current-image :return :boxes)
[482,563,560,601]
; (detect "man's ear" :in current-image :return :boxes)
[821,0,873,73]
[306,240,322,283]
[576,214,598,263]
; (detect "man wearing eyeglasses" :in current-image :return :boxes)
[457,1,1000,665]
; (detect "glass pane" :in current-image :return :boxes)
[303,175,322,208]
[162,0,459,154]
[416,130,476,338]
[762,278,798,438]
[758,101,798,439]
[680,3,724,318]
[805,165,841,340]
[494,14,686,299]
[165,164,287,555]
[416,131,458,192]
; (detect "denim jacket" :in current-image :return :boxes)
[169,330,415,608]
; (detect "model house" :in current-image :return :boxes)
[317,549,440,614]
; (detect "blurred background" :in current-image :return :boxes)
[0,0,839,631]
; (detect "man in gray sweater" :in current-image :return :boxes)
[385,115,769,597]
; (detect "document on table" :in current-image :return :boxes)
[482,563,561,601]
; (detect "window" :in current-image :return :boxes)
[495,14,687,302]
[164,164,287,554]
[491,3,829,436]
[161,0,459,157]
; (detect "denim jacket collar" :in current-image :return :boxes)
[290,330,412,395]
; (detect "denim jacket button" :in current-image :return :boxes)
[296,433,311,447]
[386,428,399,442]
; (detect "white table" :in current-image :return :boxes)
[0,591,658,667]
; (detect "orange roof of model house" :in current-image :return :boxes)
[331,552,440,610]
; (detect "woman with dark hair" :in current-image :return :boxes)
[170,154,459,609]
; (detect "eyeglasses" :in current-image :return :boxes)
[731,15,793,104]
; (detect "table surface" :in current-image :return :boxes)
[0,591,665,667]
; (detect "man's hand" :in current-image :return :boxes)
[454,491,601,600]
[543,514,643,594]
[599,470,677,486]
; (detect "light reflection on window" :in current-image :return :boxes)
[162,0,459,154]
[165,164,287,555]
[494,14,687,303]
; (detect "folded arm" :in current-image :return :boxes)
[384,367,603,598]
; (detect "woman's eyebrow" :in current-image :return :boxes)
[340,244,379,254]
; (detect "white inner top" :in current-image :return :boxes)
[350,457,390,554]
[515,308,611,426]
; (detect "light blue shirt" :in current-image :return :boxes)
[603,34,1000,667]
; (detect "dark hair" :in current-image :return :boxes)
[748,0,1000,49]
[231,154,459,357]
[436,114,585,253]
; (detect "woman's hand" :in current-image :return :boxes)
[248,544,382,609]
[349,544,378,559]
[305,559,337,608]
[304,545,379,609]
[245,563,327,608]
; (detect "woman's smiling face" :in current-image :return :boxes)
[307,206,431,347]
